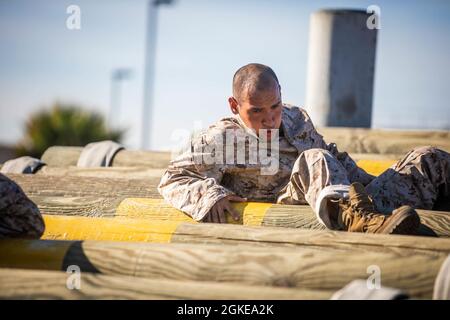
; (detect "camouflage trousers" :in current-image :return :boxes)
[0,173,45,238]
[277,146,450,229]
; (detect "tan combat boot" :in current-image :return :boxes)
[338,182,420,234]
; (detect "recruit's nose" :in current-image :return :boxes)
[262,113,275,129]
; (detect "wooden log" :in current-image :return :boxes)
[0,239,447,298]
[318,127,450,154]
[6,173,450,236]
[40,146,83,167]
[0,268,329,300]
[40,128,450,168]
[36,166,165,180]
[117,199,450,238]
[6,173,160,198]
[40,147,398,175]
[40,215,450,255]
[28,195,123,217]
[36,158,395,179]
[112,150,171,168]
[41,146,171,168]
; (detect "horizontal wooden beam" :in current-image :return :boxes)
[39,215,450,254]
[6,173,449,236]
[41,146,171,168]
[40,128,450,168]
[6,173,160,198]
[35,159,396,178]
[0,268,330,300]
[0,239,447,299]
[37,166,165,180]
[317,127,450,155]
[40,146,396,176]
[116,198,450,238]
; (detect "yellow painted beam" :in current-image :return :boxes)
[42,215,179,242]
[38,214,450,252]
[357,159,396,176]
[42,204,272,242]
[116,198,272,226]
[114,198,450,238]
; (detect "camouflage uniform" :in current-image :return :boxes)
[0,173,45,238]
[158,105,450,228]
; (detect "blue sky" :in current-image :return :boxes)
[1,0,449,151]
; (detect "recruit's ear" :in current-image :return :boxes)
[228,97,239,115]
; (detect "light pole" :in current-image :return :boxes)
[109,68,132,129]
[141,0,174,150]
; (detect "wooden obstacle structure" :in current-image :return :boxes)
[40,128,450,168]
[41,146,171,168]
[5,173,450,237]
[0,239,449,299]
[39,215,450,254]
[0,268,331,300]
[1,140,450,300]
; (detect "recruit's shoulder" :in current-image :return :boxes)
[211,115,242,131]
[193,116,242,143]
[281,104,316,135]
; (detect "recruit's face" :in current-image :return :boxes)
[228,84,282,138]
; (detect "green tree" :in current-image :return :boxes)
[16,103,125,158]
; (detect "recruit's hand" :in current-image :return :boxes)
[202,195,247,223]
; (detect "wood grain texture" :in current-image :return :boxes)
[6,173,160,198]
[40,146,83,167]
[39,215,450,255]
[112,150,171,168]
[5,174,449,236]
[116,199,450,238]
[37,166,165,180]
[40,128,450,168]
[170,223,450,255]
[0,268,331,300]
[318,127,450,154]
[41,146,171,168]
[0,240,447,299]
[29,195,124,217]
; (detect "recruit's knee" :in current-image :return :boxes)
[294,148,330,168]
[294,148,336,171]
[299,148,332,160]
[409,146,449,161]
[411,146,437,156]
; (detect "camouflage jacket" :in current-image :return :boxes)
[158,105,374,221]
[0,173,44,238]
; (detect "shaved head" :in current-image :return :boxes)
[232,63,280,103]
[228,63,282,134]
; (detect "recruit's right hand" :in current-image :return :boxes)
[202,195,247,223]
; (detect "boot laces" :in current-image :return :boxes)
[338,192,385,232]
[350,193,377,218]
